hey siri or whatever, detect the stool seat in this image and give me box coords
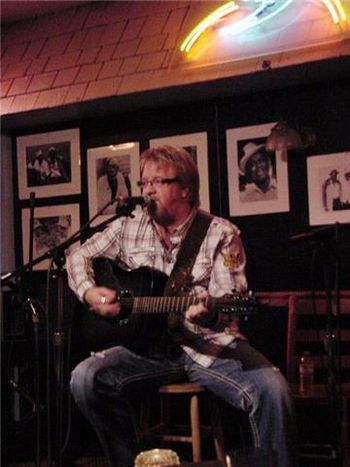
[145,382,227,465]
[158,383,205,394]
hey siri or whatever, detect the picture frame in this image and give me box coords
[87,142,141,225]
[307,152,350,226]
[149,132,210,212]
[16,128,81,200]
[226,122,290,216]
[21,203,80,270]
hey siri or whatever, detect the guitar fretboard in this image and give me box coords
[119,294,256,316]
[122,296,196,315]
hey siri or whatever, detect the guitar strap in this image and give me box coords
[163,210,213,297]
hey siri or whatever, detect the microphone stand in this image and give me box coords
[307,224,342,463]
[289,223,350,463]
[1,196,141,466]
[20,192,42,467]
[29,193,42,467]
[1,197,139,286]
[321,224,342,463]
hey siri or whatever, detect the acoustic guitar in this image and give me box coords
[75,258,258,354]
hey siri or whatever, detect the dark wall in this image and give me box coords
[11,77,350,292]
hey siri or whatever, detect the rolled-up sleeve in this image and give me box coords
[66,222,122,301]
[209,219,247,297]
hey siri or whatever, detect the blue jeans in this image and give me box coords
[185,341,297,467]
[70,341,297,467]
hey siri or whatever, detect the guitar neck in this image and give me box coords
[93,261,257,317]
[120,293,256,316]
[121,295,196,315]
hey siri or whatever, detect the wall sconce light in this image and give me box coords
[265,120,316,151]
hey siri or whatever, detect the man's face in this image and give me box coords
[246,152,270,183]
[141,161,189,225]
[107,161,119,177]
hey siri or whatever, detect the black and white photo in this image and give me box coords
[21,204,80,270]
[226,123,290,216]
[17,128,81,199]
[307,152,350,225]
[87,142,140,224]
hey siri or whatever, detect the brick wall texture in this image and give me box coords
[1,0,349,116]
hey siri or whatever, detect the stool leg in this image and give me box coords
[190,393,201,462]
[161,395,170,435]
[210,397,227,465]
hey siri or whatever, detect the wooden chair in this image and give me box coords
[287,291,350,463]
[255,290,350,463]
[142,382,227,465]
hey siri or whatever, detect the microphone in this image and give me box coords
[115,195,151,210]
[119,195,151,206]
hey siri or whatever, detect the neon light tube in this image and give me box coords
[180,1,239,53]
[333,0,347,21]
[219,1,269,36]
[219,0,294,37]
[322,0,340,22]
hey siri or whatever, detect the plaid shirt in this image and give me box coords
[66,208,247,367]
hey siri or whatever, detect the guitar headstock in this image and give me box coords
[214,291,258,316]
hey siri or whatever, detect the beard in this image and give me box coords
[147,200,175,226]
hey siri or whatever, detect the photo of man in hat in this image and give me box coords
[238,142,278,202]
[322,168,342,211]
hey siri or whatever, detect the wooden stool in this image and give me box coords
[145,382,227,465]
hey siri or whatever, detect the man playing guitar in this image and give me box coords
[67,145,296,467]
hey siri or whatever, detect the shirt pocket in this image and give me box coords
[126,247,156,269]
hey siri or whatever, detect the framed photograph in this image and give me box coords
[21,204,80,270]
[226,123,290,216]
[307,152,350,226]
[16,128,81,200]
[87,142,141,225]
[149,132,210,211]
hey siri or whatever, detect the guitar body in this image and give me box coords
[72,258,257,363]
[75,259,169,355]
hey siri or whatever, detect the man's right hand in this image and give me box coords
[84,286,121,317]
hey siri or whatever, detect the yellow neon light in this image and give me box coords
[321,0,348,23]
[333,0,347,21]
[180,0,348,55]
[322,0,341,22]
[180,1,239,53]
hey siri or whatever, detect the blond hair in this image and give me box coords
[140,145,200,208]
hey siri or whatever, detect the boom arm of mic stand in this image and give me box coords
[37,196,122,464]
[0,196,126,285]
[0,196,127,465]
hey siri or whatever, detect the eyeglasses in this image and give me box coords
[137,177,178,188]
